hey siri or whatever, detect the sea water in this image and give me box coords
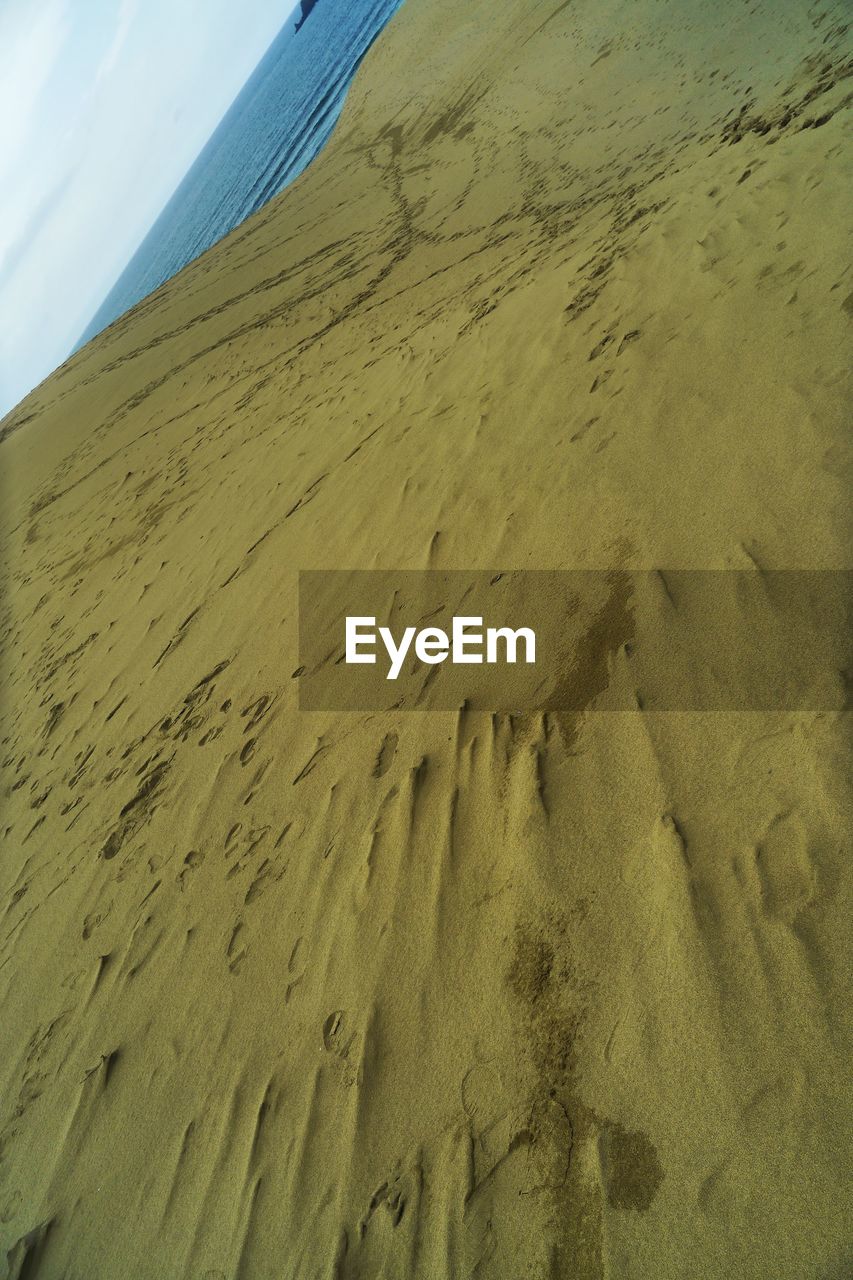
[78,0,405,347]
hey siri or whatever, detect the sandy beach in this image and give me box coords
[1,0,851,1275]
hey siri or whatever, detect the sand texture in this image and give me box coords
[1,0,851,1276]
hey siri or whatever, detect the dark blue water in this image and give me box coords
[78,0,404,347]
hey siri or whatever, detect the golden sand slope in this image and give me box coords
[1,1,851,1276]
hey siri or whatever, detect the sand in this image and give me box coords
[1,0,851,1276]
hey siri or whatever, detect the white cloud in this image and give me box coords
[93,0,139,87]
[0,0,72,183]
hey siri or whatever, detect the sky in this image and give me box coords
[0,0,296,419]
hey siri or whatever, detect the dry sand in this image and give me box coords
[1,0,851,1276]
